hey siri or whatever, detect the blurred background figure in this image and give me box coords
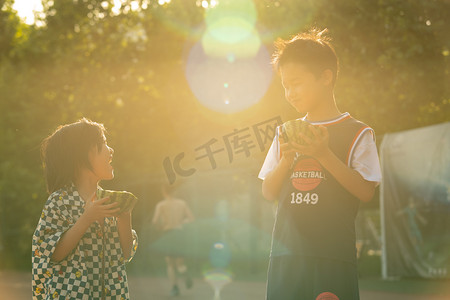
[152,185,195,296]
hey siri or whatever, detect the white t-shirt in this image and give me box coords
[258,113,382,185]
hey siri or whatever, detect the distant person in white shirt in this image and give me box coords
[152,184,195,297]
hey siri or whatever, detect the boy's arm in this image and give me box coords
[316,149,377,202]
[262,131,297,201]
[51,214,94,262]
[52,197,119,262]
[262,157,293,201]
[298,125,377,203]
[117,212,133,260]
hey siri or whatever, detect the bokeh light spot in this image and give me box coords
[185,42,273,114]
[202,27,262,59]
[202,0,259,59]
[205,0,257,29]
[214,242,225,249]
[209,241,231,268]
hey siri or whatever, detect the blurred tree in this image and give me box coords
[311,0,449,133]
[0,0,19,58]
[0,0,448,269]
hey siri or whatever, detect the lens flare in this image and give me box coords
[202,0,258,59]
[206,16,255,44]
[205,0,257,40]
[185,42,273,114]
[203,269,232,300]
[202,27,261,59]
[185,0,273,113]
[209,241,231,268]
[214,242,224,249]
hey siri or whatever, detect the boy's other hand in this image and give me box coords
[116,199,136,220]
[117,211,132,221]
[278,127,296,164]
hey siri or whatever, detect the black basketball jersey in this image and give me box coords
[270,115,372,264]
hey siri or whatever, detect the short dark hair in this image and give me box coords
[272,28,339,85]
[41,118,106,194]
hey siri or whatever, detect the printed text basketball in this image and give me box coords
[291,158,324,191]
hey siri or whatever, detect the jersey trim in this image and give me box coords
[346,126,372,166]
[306,112,351,126]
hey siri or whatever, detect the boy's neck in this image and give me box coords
[74,171,99,202]
[305,94,341,122]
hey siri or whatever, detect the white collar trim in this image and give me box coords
[302,112,350,125]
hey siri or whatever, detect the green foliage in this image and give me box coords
[0,0,448,270]
[311,0,449,133]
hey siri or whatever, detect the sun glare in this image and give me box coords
[12,0,43,25]
[185,0,272,114]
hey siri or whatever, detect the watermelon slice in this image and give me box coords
[281,119,314,145]
[96,189,138,214]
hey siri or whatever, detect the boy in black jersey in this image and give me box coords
[258,28,382,300]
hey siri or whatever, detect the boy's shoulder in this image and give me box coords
[329,115,374,139]
[348,115,370,127]
[45,186,73,206]
[300,113,359,125]
[322,113,371,130]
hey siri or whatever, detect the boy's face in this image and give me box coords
[88,136,115,181]
[280,62,329,114]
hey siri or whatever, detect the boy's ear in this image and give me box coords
[320,69,334,86]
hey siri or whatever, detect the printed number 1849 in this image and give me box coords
[290,192,318,204]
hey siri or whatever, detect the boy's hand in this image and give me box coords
[83,195,120,223]
[291,125,330,159]
[116,200,137,220]
[117,211,132,221]
[278,127,297,164]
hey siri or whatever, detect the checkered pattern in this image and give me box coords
[32,185,138,299]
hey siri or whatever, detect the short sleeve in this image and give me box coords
[31,195,73,298]
[258,128,281,180]
[350,130,382,185]
[125,230,138,264]
[104,218,139,266]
